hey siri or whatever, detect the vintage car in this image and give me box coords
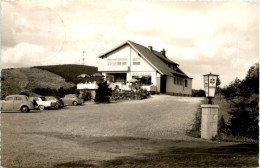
[45,96,65,108]
[61,94,82,106]
[1,95,35,112]
[28,96,57,110]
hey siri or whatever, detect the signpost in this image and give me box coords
[201,72,219,140]
[203,72,219,104]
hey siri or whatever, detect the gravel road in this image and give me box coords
[2,95,256,167]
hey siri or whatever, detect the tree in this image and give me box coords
[94,81,112,103]
[223,63,259,140]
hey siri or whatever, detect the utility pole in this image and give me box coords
[82,50,86,65]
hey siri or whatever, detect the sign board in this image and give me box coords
[203,75,209,97]
[203,74,218,97]
[208,75,218,97]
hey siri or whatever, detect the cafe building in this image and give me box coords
[98,40,192,96]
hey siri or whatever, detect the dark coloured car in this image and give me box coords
[45,96,65,108]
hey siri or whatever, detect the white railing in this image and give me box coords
[141,85,157,92]
[98,66,129,72]
[77,82,157,92]
[77,83,98,90]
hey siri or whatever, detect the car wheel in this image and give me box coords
[21,106,29,113]
[73,101,78,106]
[54,103,59,110]
[39,105,45,110]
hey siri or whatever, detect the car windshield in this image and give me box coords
[41,97,47,101]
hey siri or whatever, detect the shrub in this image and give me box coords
[94,81,112,103]
[227,93,259,140]
[186,104,202,138]
[110,88,150,101]
[222,63,259,140]
[20,92,29,97]
[32,86,77,97]
[80,90,92,102]
[192,89,205,97]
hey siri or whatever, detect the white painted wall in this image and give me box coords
[166,76,192,95]
[100,45,157,85]
[103,45,131,66]
[130,48,155,72]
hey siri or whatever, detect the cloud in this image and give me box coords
[1,43,47,68]
[2,1,258,89]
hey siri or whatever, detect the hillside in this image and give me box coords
[35,64,98,84]
[1,67,76,97]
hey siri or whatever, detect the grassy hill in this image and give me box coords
[1,64,98,97]
[35,64,98,84]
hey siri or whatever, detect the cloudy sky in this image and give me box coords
[2,0,258,89]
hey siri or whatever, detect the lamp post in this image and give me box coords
[203,72,219,104]
[201,72,219,140]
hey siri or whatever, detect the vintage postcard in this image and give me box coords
[1,0,259,167]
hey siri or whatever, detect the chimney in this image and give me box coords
[148,46,153,51]
[161,48,166,57]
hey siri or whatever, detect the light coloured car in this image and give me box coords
[29,96,57,110]
[61,94,82,106]
[1,95,35,112]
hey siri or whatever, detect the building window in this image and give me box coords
[133,58,140,65]
[185,79,188,87]
[117,58,122,66]
[122,58,127,65]
[174,77,185,86]
[108,58,127,66]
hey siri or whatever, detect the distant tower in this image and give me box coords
[82,50,86,65]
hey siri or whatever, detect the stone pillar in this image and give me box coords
[201,105,219,140]
[90,90,96,101]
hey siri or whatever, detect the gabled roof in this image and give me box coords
[151,50,178,66]
[98,40,190,78]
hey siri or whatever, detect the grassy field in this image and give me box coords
[35,64,98,84]
[1,64,98,97]
[1,67,75,96]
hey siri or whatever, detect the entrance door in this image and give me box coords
[160,76,166,93]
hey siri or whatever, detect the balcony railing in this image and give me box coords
[141,85,157,92]
[77,83,98,90]
[98,66,129,72]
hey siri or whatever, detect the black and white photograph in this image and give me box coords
[1,0,259,167]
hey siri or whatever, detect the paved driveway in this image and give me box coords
[4,95,256,167]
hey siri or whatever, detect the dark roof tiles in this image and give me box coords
[128,41,188,78]
[99,40,189,78]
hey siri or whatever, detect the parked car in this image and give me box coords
[1,95,35,112]
[28,96,57,110]
[45,96,64,108]
[61,94,82,106]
